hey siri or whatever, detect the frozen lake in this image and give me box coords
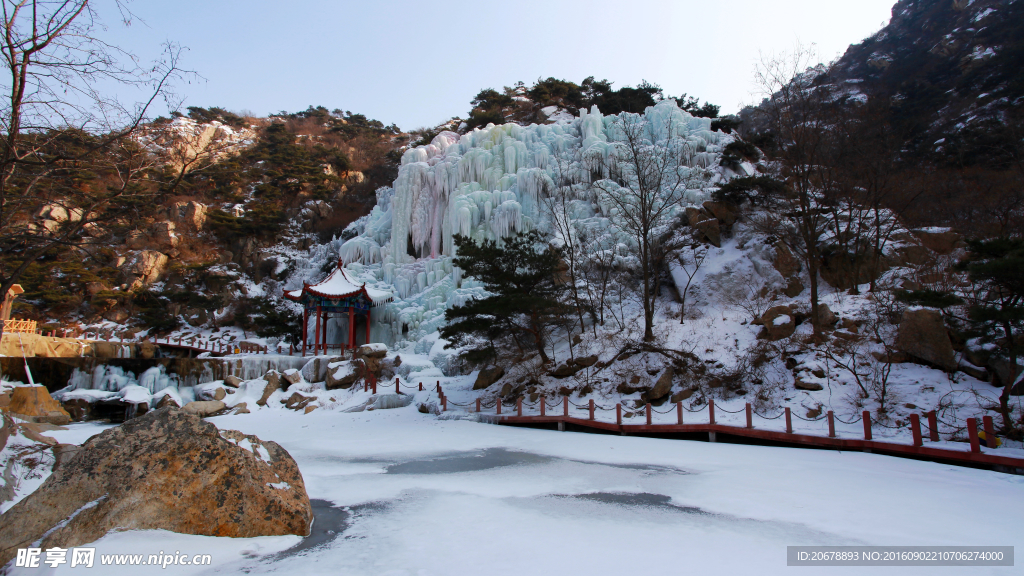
[31,407,1024,575]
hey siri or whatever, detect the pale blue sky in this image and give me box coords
[100,0,896,130]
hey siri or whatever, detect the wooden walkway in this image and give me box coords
[420,384,1024,474]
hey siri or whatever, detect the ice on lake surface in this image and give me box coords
[33,409,1024,576]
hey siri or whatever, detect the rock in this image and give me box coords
[7,387,71,425]
[283,393,313,411]
[806,406,823,419]
[138,341,158,359]
[210,388,227,401]
[773,243,801,278]
[353,344,388,376]
[572,355,599,367]
[149,221,178,248]
[957,362,988,382]
[685,206,705,227]
[180,400,226,417]
[229,402,250,415]
[122,250,168,291]
[61,399,93,422]
[761,306,796,341]
[325,360,364,390]
[473,366,505,390]
[889,244,933,267]
[988,358,1023,389]
[257,372,282,406]
[223,375,243,388]
[871,350,909,364]
[550,363,582,378]
[282,369,301,386]
[155,395,180,410]
[895,308,957,371]
[0,408,311,566]
[782,277,804,298]
[912,228,962,255]
[702,201,737,226]
[670,388,695,403]
[304,405,318,414]
[0,392,10,410]
[834,330,861,342]
[794,377,823,391]
[170,201,207,232]
[695,217,721,247]
[641,368,674,404]
[816,304,837,327]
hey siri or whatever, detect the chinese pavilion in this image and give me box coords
[285,262,392,356]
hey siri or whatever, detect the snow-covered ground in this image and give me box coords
[14,406,1023,576]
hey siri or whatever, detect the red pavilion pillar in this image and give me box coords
[314,305,321,356]
[302,307,308,357]
[322,309,328,355]
[348,307,355,349]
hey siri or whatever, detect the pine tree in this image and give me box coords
[441,231,565,364]
[959,238,1024,434]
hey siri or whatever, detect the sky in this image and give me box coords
[97,0,897,131]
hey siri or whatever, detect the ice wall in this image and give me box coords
[300,100,724,351]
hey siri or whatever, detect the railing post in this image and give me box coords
[827,411,835,438]
[616,403,622,425]
[910,414,922,447]
[983,416,996,449]
[436,381,441,396]
[497,399,501,415]
[745,403,752,429]
[785,407,792,434]
[372,379,377,395]
[419,383,423,391]
[863,411,872,440]
[677,401,683,425]
[967,418,980,453]
[646,403,652,426]
[709,399,715,425]
[476,398,481,413]
[589,399,595,421]
[442,395,447,412]
[563,396,568,417]
[540,396,546,417]
[396,378,400,394]
[928,411,939,442]
[517,398,522,417]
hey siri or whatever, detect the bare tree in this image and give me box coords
[0,0,187,337]
[749,45,842,338]
[596,112,710,341]
[675,240,707,324]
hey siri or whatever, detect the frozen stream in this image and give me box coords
[32,407,1024,576]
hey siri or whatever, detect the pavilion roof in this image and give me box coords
[285,265,393,306]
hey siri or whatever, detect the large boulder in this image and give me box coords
[257,371,282,406]
[761,306,796,341]
[815,303,837,328]
[695,217,721,248]
[149,220,178,249]
[0,408,311,566]
[896,308,957,371]
[325,359,365,390]
[912,228,962,255]
[353,343,388,376]
[773,243,801,279]
[641,368,674,404]
[180,400,226,417]
[122,250,168,291]
[473,366,505,390]
[7,386,71,425]
[702,201,737,226]
[169,201,208,232]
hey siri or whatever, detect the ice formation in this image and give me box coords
[309,99,726,357]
